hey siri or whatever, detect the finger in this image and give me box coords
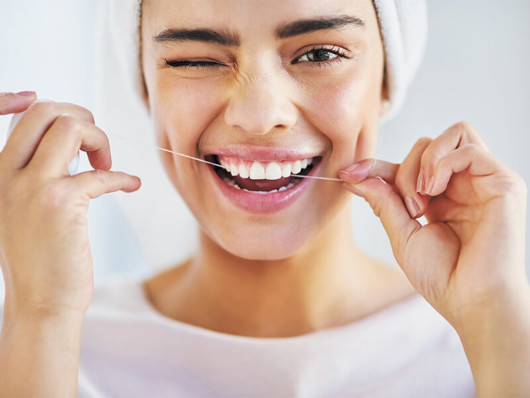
[423,194,458,225]
[0,91,36,115]
[29,115,111,176]
[343,177,421,266]
[418,121,488,195]
[71,170,141,199]
[429,144,506,197]
[394,137,432,218]
[339,158,399,185]
[1,101,95,170]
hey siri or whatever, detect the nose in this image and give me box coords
[224,71,298,136]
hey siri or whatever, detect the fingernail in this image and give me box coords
[343,162,362,174]
[406,196,421,218]
[340,161,371,183]
[16,91,36,97]
[425,176,435,195]
[416,171,425,193]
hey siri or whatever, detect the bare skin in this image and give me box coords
[0,93,141,396]
[145,205,414,337]
[140,0,530,394]
[141,0,413,338]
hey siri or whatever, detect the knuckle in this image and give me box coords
[54,114,82,132]
[452,120,473,131]
[53,115,87,142]
[450,121,478,139]
[30,101,57,117]
[28,101,94,125]
[416,136,433,148]
[459,143,482,156]
[61,102,95,123]
[450,121,483,144]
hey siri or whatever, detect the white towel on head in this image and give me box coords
[93,0,199,270]
[92,0,428,270]
[96,0,427,121]
[373,0,428,121]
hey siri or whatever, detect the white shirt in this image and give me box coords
[75,279,475,397]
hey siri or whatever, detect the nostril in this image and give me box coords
[224,86,297,135]
[224,111,295,136]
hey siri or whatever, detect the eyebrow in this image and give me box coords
[153,28,240,46]
[276,15,365,38]
[152,15,365,46]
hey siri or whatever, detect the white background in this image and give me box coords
[0,1,529,295]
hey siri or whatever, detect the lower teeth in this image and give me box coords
[222,177,294,193]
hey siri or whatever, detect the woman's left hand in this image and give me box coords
[340,121,530,395]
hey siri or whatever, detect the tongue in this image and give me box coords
[234,176,292,191]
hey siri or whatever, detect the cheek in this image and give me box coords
[151,76,227,153]
[147,76,229,210]
[303,67,382,168]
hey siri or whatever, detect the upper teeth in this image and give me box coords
[218,157,314,180]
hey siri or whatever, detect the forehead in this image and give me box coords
[141,0,378,36]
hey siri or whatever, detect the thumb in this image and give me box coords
[71,170,141,199]
[343,176,421,266]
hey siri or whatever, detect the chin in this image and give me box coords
[208,220,317,261]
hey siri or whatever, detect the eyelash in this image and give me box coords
[292,46,349,66]
[164,59,225,70]
[164,46,349,70]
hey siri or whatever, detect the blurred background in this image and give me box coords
[0,1,529,301]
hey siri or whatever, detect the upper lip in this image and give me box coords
[202,146,323,162]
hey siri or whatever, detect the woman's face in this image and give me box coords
[141,0,385,260]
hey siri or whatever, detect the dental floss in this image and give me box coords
[295,175,342,182]
[106,133,220,168]
[3,116,340,182]
[107,132,343,182]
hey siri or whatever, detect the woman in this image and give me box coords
[1,0,529,396]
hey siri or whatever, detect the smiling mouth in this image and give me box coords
[205,155,320,193]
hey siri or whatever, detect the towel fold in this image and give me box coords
[373,0,428,120]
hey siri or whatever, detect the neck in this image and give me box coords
[145,204,413,337]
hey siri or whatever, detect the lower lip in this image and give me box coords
[207,163,320,214]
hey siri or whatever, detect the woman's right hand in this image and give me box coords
[0,92,141,319]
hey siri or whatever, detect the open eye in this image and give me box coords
[292,47,349,65]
